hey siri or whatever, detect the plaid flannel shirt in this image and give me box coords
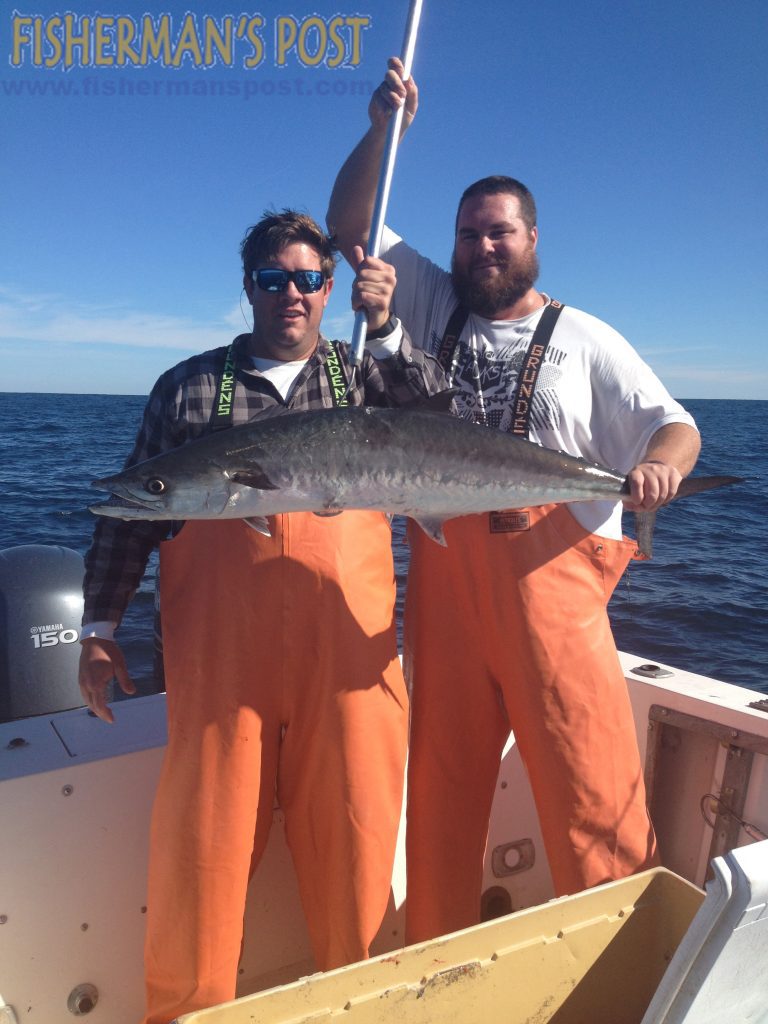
[83,330,447,625]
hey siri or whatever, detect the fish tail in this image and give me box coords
[633,475,742,558]
[675,474,744,498]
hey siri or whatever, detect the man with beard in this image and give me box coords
[327,59,701,944]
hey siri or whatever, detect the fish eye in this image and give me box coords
[145,478,166,495]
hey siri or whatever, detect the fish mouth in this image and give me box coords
[88,477,165,518]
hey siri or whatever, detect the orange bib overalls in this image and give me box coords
[404,503,657,944]
[142,512,408,1024]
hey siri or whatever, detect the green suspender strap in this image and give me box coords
[210,343,237,431]
[323,341,350,407]
[211,340,350,431]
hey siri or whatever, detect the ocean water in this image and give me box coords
[0,393,766,694]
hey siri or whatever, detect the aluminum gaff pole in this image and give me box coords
[349,0,424,366]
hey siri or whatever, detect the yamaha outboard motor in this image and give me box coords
[0,544,86,722]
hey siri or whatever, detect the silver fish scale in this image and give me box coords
[229,407,626,517]
[91,404,630,522]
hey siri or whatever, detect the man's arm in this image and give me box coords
[347,242,449,402]
[623,422,701,512]
[327,57,418,265]
[78,381,174,722]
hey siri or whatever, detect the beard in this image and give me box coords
[451,245,540,318]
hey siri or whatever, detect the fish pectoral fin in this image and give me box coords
[314,509,343,518]
[243,516,272,537]
[230,469,280,491]
[413,515,449,546]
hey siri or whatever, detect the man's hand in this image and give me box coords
[327,57,418,264]
[351,245,397,331]
[623,461,683,512]
[622,422,701,512]
[78,637,136,724]
[368,56,418,136]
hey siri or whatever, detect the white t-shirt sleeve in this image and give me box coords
[601,382,697,474]
[379,227,458,356]
[555,312,698,537]
[581,322,697,474]
[364,319,404,360]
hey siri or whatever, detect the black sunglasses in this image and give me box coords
[253,269,325,294]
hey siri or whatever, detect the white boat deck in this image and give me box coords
[1,654,766,1022]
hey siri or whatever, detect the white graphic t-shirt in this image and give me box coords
[380,228,697,539]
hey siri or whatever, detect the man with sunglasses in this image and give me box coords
[78,210,446,1024]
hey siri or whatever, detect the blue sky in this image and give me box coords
[1,0,766,399]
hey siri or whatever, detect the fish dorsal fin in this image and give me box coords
[243,404,294,422]
[402,389,458,413]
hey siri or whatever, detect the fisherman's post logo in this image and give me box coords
[9,11,372,70]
